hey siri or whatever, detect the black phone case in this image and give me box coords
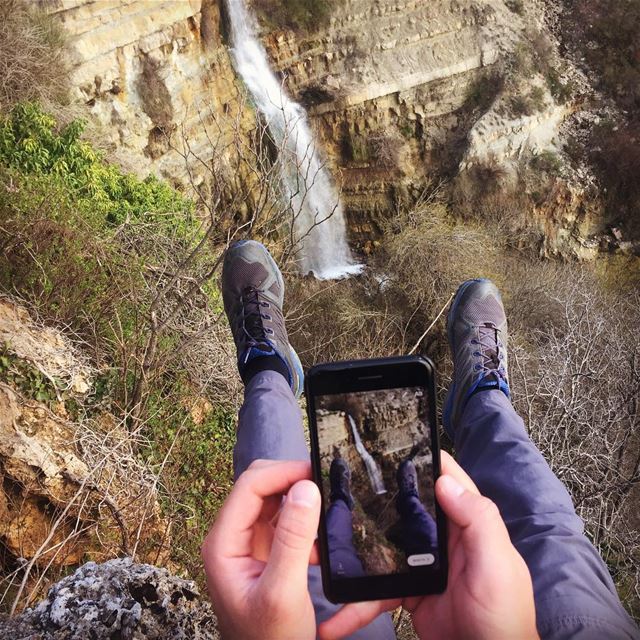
[305,355,448,603]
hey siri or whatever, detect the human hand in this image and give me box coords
[319,451,539,640]
[202,460,321,640]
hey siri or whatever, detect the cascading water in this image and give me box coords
[347,414,387,495]
[225,0,362,279]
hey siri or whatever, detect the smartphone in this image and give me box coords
[305,355,448,603]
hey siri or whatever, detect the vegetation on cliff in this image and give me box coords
[563,0,640,238]
[253,0,344,33]
[0,102,239,610]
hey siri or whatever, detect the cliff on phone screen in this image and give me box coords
[317,387,435,575]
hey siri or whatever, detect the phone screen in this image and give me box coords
[315,385,439,580]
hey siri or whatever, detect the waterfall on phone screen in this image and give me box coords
[225,0,363,279]
[347,414,387,495]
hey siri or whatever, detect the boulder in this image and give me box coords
[1,558,220,639]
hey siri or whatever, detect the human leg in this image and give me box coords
[327,499,366,579]
[395,460,438,558]
[395,494,438,558]
[224,240,396,639]
[233,370,307,478]
[457,390,638,639]
[446,279,639,639]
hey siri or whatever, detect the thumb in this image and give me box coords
[260,480,321,596]
[436,474,511,575]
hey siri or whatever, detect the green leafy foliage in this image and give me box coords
[0,346,58,406]
[0,102,192,228]
[530,150,563,176]
[143,377,236,578]
[465,72,505,111]
[0,103,199,345]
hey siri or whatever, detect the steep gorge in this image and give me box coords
[41,0,611,259]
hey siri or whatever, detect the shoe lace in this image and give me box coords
[472,322,507,380]
[240,286,273,355]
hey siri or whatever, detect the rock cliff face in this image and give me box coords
[263,1,521,199]
[42,0,238,187]
[0,297,167,609]
[43,0,600,256]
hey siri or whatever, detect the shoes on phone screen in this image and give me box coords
[329,458,355,510]
[222,240,304,398]
[443,279,510,439]
[396,459,419,500]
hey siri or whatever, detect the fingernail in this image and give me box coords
[439,475,465,498]
[289,481,319,507]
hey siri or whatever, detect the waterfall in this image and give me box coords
[347,414,387,495]
[225,0,362,279]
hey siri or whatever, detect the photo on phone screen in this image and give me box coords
[315,385,439,580]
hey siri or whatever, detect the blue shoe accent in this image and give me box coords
[239,342,304,398]
[288,344,305,398]
[240,344,276,367]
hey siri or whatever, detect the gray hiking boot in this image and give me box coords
[221,240,304,398]
[396,459,419,500]
[442,279,510,438]
[329,458,355,510]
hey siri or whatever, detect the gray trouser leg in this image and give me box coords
[234,371,397,640]
[456,390,639,639]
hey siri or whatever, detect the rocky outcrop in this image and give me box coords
[41,0,240,187]
[0,298,167,610]
[0,297,91,395]
[1,558,220,639]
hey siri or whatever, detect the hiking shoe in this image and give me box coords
[222,240,304,398]
[330,458,355,510]
[442,279,510,438]
[396,459,419,500]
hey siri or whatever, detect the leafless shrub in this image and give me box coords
[0,0,69,112]
[287,273,409,365]
[510,271,640,616]
[0,398,165,614]
[369,132,404,168]
[451,161,549,252]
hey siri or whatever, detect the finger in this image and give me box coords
[259,479,321,597]
[206,460,312,558]
[318,599,401,640]
[436,474,511,575]
[440,451,480,495]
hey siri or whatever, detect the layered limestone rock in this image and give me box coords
[260,0,528,243]
[1,558,220,639]
[42,0,239,187]
[42,0,601,256]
